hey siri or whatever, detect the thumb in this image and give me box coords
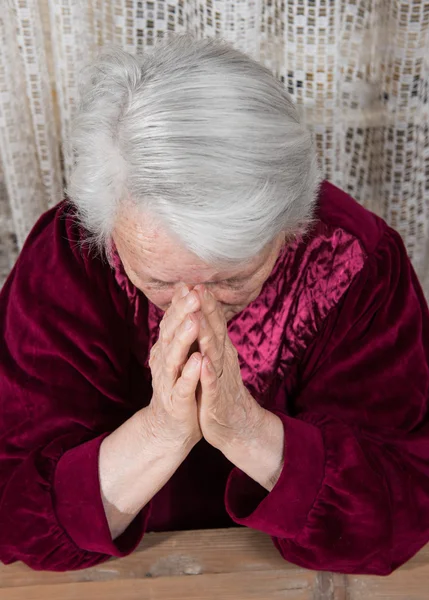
[200,355,219,400]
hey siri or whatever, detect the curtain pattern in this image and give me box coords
[1,0,428,294]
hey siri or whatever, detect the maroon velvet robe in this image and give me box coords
[1,181,429,574]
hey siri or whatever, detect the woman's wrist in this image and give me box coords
[137,405,200,458]
[221,408,285,492]
[99,408,194,539]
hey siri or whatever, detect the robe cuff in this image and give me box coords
[53,433,150,555]
[224,410,325,538]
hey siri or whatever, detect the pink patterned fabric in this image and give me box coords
[111,214,366,410]
[1,181,429,575]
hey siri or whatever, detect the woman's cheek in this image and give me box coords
[212,287,254,307]
[121,270,171,309]
[140,288,174,310]
[140,285,259,313]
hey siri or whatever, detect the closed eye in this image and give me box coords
[218,278,247,288]
[149,278,247,289]
[150,281,173,288]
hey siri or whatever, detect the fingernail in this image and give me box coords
[200,315,207,329]
[180,285,189,298]
[185,316,194,329]
[205,358,214,372]
[192,355,200,366]
[186,292,197,307]
[204,288,211,300]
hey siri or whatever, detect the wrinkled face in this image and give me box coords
[112,205,285,322]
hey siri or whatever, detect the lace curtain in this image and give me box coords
[1,0,428,295]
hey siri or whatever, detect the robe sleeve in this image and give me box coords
[224,226,429,575]
[0,205,151,571]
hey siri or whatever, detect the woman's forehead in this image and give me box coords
[119,238,260,284]
[113,207,264,282]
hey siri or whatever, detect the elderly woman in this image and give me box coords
[1,35,429,575]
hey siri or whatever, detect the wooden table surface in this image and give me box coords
[1,527,428,600]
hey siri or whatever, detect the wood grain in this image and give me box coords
[0,528,292,588]
[0,528,428,600]
[0,570,316,600]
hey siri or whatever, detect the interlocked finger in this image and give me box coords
[194,287,226,379]
[173,353,201,402]
[197,287,227,342]
[160,285,201,345]
[163,312,200,388]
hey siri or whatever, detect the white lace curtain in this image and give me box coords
[1,0,428,294]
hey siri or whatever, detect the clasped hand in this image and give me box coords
[147,284,267,455]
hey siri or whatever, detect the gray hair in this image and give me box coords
[67,34,321,265]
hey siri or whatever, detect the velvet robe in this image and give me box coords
[1,181,429,574]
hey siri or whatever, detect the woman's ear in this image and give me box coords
[277,230,287,251]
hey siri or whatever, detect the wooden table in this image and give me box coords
[1,528,428,599]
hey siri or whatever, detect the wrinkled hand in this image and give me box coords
[192,285,267,453]
[147,285,203,452]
